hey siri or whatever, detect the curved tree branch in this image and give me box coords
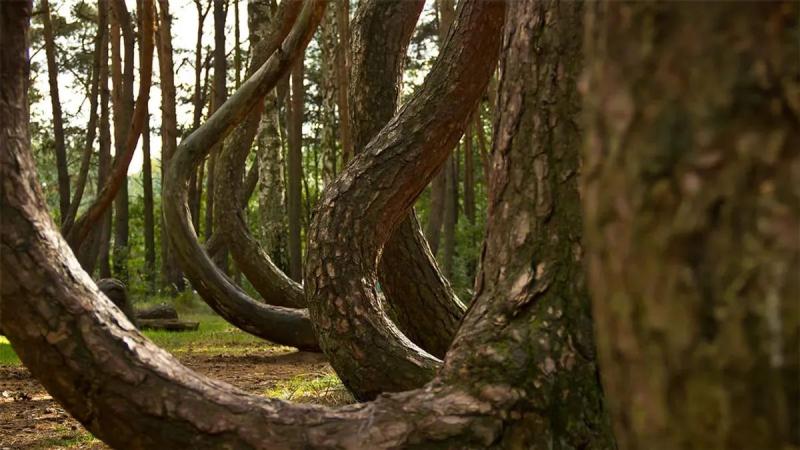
[64,0,154,250]
[213,0,306,309]
[349,0,465,359]
[161,0,325,350]
[304,0,505,400]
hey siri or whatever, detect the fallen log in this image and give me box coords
[135,304,178,320]
[137,319,199,332]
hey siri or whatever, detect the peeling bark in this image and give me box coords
[582,3,800,449]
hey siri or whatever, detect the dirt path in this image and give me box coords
[0,348,346,449]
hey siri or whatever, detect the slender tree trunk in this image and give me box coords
[40,0,71,223]
[207,0,228,271]
[97,21,113,278]
[63,0,106,233]
[333,0,352,162]
[463,124,475,223]
[233,0,241,88]
[142,113,156,292]
[63,0,154,251]
[319,7,337,185]
[583,3,799,449]
[423,0,455,254]
[473,110,491,190]
[155,0,184,293]
[257,93,288,269]
[287,56,305,282]
[441,150,456,278]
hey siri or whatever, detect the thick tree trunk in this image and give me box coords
[349,0,463,358]
[155,0,185,293]
[214,0,306,308]
[582,3,799,449]
[287,56,305,282]
[305,0,503,400]
[161,0,326,350]
[1,3,618,447]
[40,0,71,223]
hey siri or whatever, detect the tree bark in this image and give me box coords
[1,3,618,447]
[319,6,337,185]
[349,0,463,358]
[214,0,306,308]
[155,0,185,293]
[40,0,71,223]
[287,55,305,282]
[142,113,156,292]
[161,0,326,350]
[64,0,154,251]
[442,151,457,278]
[582,3,800,449]
[333,0,352,162]
[305,0,504,400]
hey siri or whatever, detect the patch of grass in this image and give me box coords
[33,424,98,449]
[265,372,354,406]
[0,335,20,366]
[0,312,280,366]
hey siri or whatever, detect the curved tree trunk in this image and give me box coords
[349,0,464,359]
[161,0,326,350]
[582,3,799,449]
[305,0,504,400]
[1,2,618,447]
[64,0,154,251]
[213,0,306,308]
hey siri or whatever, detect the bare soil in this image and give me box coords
[0,349,341,449]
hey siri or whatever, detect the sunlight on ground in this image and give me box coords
[265,372,353,406]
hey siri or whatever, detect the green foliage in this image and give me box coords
[0,336,17,366]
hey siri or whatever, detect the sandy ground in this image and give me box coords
[0,349,343,449]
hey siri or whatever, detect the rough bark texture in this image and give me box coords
[349,0,464,358]
[64,0,154,250]
[1,2,616,447]
[161,0,326,350]
[156,0,185,293]
[214,0,306,308]
[256,90,288,268]
[40,0,71,222]
[333,0,352,162]
[305,0,504,400]
[287,56,305,281]
[582,3,800,449]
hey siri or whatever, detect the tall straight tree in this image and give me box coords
[155,0,184,292]
[333,0,352,162]
[142,112,156,292]
[582,3,799,449]
[287,55,305,281]
[463,124,475,223]
[40,0,71,222]
[423,0,454,253]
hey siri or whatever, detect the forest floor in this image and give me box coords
[0,311,353,449]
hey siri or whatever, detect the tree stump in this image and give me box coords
[96,278,137,326]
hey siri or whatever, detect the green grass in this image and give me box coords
[0,335,17,366]
[265,372,354,406]
[0,311,282,366]
[32,425,99,449]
